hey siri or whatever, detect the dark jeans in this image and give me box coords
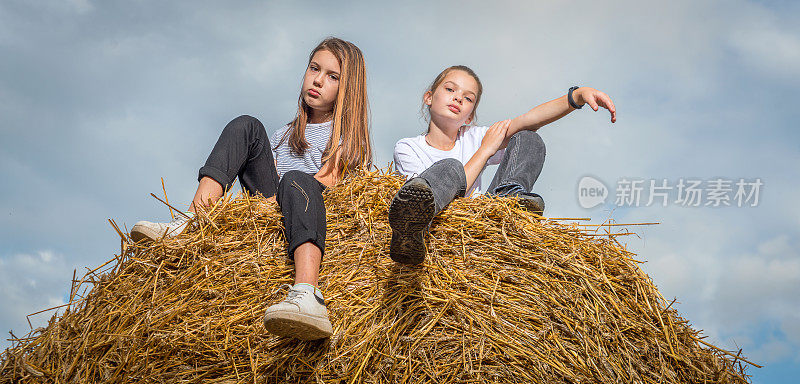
[417,130,546,214]
[198,115,327,259]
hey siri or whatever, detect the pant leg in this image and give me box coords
[277,170,327,259]
[198,115,280,198]
[418,158,467,215]
[487,130,546,196]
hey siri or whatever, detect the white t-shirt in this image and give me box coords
[393,125,505,196]
[271,121,332,178]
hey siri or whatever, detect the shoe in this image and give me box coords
[516,192,545,215]
[130,214,192,242]
[263,284,333,340]
[388,177,436,265]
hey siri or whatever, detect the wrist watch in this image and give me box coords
[568,86,583,109]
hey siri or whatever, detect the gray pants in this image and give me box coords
[417,130,546,214]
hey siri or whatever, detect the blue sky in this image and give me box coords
[1,0,798,382]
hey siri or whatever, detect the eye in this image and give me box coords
[309,65,319,72]
[465,96,473,103]
[445,87,454,92]
[329,74,339,81]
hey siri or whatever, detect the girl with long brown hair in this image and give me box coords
[130,37,372,340]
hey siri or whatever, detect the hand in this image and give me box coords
[576,88,617,123]
[480,119,512,155]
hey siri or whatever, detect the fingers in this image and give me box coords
[597,93,617,123]
[489,119,511,132]
[586,91,617,123]
[586,96,599,112]
[490,119,510,130]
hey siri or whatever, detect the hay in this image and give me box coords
[1,168,755,383]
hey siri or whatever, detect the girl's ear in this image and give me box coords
[423,91,433,106]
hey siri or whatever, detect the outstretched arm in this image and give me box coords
[506,87,616,138]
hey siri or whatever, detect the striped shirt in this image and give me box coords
[270,121,333,178]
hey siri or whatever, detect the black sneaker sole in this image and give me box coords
[388,180,435,265]
[518,197,545,215]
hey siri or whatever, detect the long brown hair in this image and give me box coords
[422,65,483,127]
[276,37,372,177]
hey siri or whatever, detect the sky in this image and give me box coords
[1,0,798,382]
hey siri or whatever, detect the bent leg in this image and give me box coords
[196,115,279,210]
[263,171,332,340]
[388,158,466,264]
[419,158,467,215]
[487,130,546,196]
[277,170,327,279]
[133,115,278,240]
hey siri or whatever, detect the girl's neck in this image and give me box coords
[308,109,333,124]
[425,119,461,151]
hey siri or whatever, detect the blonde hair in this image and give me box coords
[422,65,483,126]
[278,37,372,177]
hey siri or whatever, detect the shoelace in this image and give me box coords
[275,284,307,305]
[168,215,190,227]
[285,288,306,305]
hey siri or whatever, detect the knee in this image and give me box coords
[511,130,546,155]
[424,158,466,182]
[432,158,464,173]
[226,114,266,137]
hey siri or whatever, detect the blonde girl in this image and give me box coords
[390,65,615,264]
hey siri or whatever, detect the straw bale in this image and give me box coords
[1,168,754,383]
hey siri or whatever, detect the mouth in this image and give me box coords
[307,89,321,98]
[447,104,461,113]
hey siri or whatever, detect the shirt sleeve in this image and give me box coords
[393,141,426,180]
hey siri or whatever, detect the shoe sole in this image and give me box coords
[263,311,333,340]
[518,198,544,215]
[130,224,160,243]
[388,182,435,265]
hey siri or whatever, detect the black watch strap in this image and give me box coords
[568,86,583,109]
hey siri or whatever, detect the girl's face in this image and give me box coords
[425,69,480,127]
[302,49,341,118]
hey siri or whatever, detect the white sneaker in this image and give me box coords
[263,283,333,340]
[130,214,192,242]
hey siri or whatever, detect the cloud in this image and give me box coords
[0,251,70,338]
[629,206,800,365]
[726,3,800,81]
[1,4,799,384]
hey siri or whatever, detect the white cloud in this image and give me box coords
[0,251,69,338]
[726,5,800,81]
[630,206,800,364]
[1,5,799,384]
[747,339,794,364]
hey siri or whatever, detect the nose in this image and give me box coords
[453,94,462,104]
[313,72,324,87]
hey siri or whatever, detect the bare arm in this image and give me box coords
[314,147,342,188]
[506,87,617,138]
